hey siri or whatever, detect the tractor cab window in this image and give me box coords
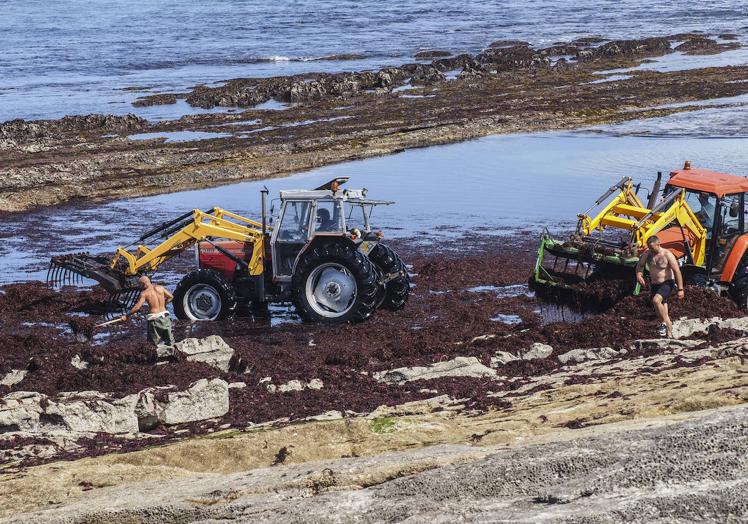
[277,201,312,241]
[274,200,312,276]
[346,203,370,233]
[313,200,343,233]
[719,193,742,237]
[684,190,717,237]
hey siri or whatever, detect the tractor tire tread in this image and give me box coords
[368,243,410,311]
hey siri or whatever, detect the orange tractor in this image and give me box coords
[532,162,748,308]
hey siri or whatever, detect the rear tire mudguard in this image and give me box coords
[720,234,748,283]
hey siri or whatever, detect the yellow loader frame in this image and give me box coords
[112,208,267,277]
[576,178,707,266]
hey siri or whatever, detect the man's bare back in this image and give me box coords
[122,275,175,346]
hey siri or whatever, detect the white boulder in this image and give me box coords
[174,336,235,372]
[521,343,553,360]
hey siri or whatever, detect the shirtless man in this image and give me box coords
[121,275,175,346]
[635,235,685,338]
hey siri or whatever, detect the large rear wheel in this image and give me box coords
[173,269,238,321]
[292,242,379,323]
[368,243,410,311]
[731,277,748,310]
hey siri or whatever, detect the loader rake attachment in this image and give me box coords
[47,253,142,319]
[530,232,639,312]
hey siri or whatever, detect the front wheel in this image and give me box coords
[173,269,238,321]
[292,242,379,323]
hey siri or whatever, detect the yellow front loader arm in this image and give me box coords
[577,179,706,265]
[112,208,266,277]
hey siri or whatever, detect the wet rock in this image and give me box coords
[313,53,366,61]
[490,351,519,367]
[415,50,453,60]
[409,65,445,85]
[521,343,553,360]
[577,37,671,61]
[488,39,531,48]
[375,357,496,384]
[0,114,148,143]
[228,382,247,389]
[287,80,327,103]
[132,93,179,107]
[266,378,323,394]
[558,347,620,365]
[174,336,235,372]
[470,45,551,75]
[186,80,272,109]
[573,36,606,45]
[675,36,740,55]
[0,369,27,387]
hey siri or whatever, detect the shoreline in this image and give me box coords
[1,34,747,212]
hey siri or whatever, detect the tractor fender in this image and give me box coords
[720,233,748,283]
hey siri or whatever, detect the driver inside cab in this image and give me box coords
[695,193,716,236]
[316,208,338,232]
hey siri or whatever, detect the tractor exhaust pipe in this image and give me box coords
[261,186,269,237]
[647,171,663,210]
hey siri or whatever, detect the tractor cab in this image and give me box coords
[664,167,748,281]
[271,177,393,281]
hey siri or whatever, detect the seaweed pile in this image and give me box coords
[0,234,743,465]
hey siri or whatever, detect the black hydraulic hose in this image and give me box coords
[138,208,216,243]
[594,176,629,206]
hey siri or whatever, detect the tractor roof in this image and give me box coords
[279,188,393,205]
[668,167,748,197]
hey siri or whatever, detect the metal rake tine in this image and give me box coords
[52,264,63,286]
[46,261,55,284]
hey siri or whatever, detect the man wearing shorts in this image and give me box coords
[635,235,685,338]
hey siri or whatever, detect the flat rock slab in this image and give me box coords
[558,347,621,365]
[672,316,748,339]
[11,403,748,523]
[173,336,235,372]
[374,356,496,384]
